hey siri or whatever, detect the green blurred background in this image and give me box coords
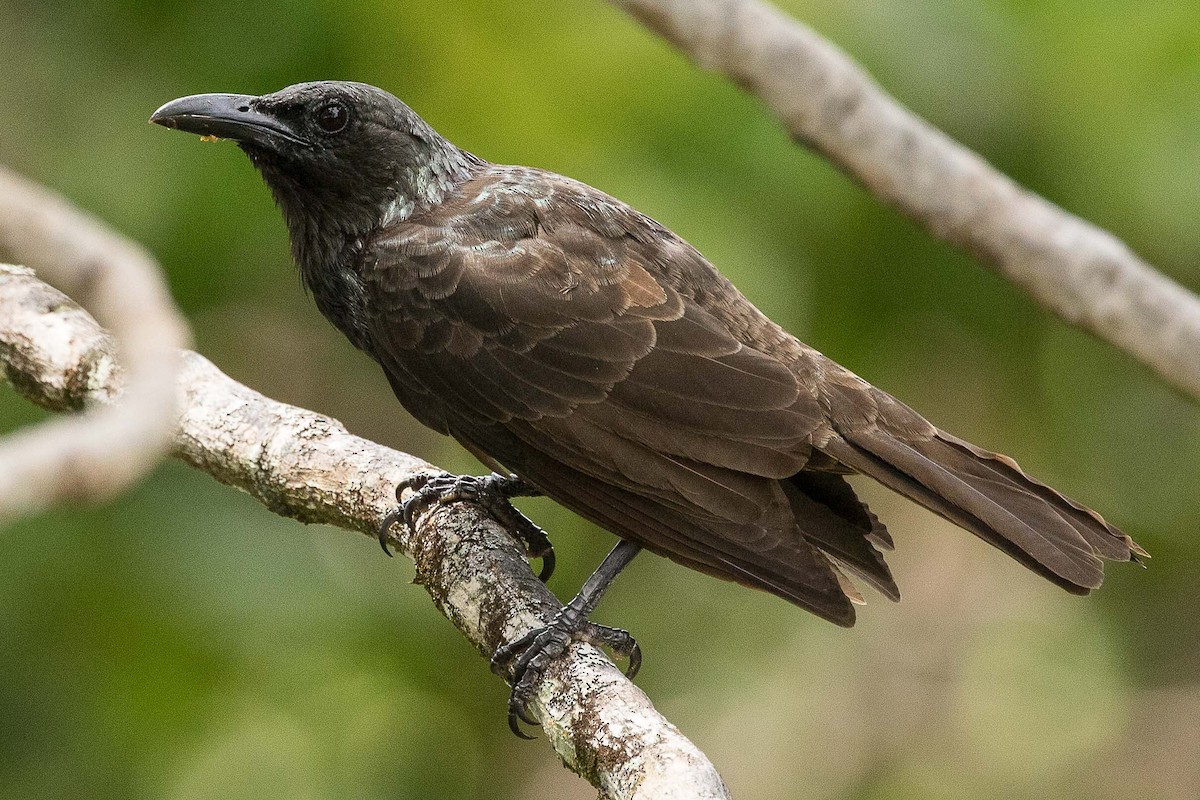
[1,1,1197,797]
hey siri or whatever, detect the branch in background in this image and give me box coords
[0,167,191,524]
[0,263,730,800]
[610,0,1200,401]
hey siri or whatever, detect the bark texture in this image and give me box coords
[0,262,729,800]
[0,167,190,522]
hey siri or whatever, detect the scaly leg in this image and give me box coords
[491,539,643,737]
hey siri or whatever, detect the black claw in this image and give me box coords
[377,508,403,556]
[505,664,543,738]
[626,642,642,679]
[377,473,442,557]
[508,711,536,739]
[516,698,540,727]
[537,548,556,583]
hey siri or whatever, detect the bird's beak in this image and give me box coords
[150,93,308,147]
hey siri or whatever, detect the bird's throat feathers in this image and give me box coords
[250,139,479,276]
[243,115,481,352]
[247,132,479,305]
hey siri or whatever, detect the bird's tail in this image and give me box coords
[822,428,1146,592]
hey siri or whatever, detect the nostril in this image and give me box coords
[237,104,250,112]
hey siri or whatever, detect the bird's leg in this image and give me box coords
[378,471,555,582]
[491,539,643,738]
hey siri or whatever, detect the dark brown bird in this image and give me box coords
[151,81,1144,730]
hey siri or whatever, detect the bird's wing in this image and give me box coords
[362,167,878,623]
[364,167,826,477]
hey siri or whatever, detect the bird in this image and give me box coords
[151,81,1145,733]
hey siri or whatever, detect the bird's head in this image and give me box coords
[151,81,479,267]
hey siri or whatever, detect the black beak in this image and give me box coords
[150,93,308,147]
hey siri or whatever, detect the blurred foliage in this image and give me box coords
[1,1,1198,798]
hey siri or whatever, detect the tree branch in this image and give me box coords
[609,0,1200,401]
[0,167,191,523]
[0,262,730,800]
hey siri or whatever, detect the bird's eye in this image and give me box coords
[314,101,349,134]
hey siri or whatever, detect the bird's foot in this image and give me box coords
[378,472,555,582]
[491,606,641,738]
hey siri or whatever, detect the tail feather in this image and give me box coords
[784,473,900,601]
[821,429,1140,593]
[934,432,1147,562]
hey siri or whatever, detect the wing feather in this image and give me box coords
[360,167,882,616]
[358,164,1135,619]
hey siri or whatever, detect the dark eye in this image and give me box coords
[314,101,349,134]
